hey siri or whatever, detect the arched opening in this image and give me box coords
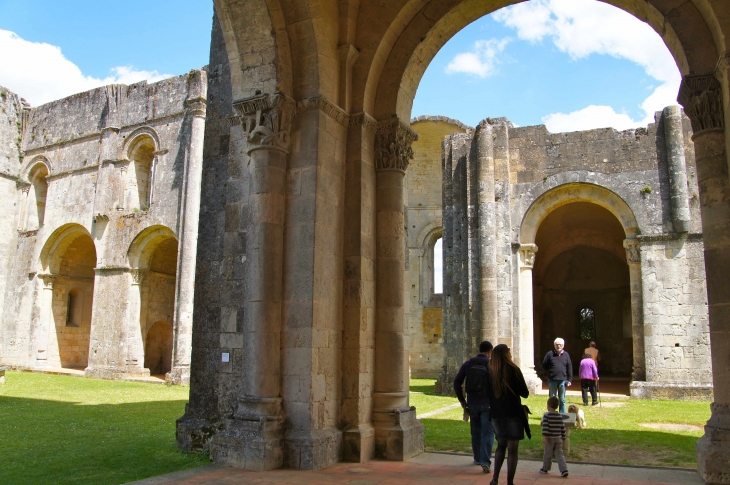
[50,231,96,369]
[128,227,178,377]
[26,163,48,229]
[144,320,174,375]
[532,202,632,379]
[126,135,156,211]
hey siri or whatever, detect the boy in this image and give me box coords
[540,396,569,477]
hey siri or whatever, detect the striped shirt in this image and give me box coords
[541,411,566,439]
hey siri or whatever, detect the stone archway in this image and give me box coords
[182,0,730,479]
[37,224,97,369]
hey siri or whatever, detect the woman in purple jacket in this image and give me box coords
[579,353,599,406]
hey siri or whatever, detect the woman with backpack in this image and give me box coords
[489,344,530,485]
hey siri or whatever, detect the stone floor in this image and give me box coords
[126,452,703,485]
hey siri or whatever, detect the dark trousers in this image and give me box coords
[581,379,597,405]
[468,404,495,467]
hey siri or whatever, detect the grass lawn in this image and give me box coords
[412,378,710,469]
[0,371,209,485]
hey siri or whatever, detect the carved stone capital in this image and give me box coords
[298,95,349,126]
[623,238,641,264]
[519,244,538,269]
[678,74,724,135]
[129,269,148,285]
[186,97,207,119]
[374,116,418,173]
[233,92,296,155]
[38,274,57,289]
[19,183,31,194]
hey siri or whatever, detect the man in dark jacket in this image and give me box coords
[454,340,494,472]
[542,337,572,413]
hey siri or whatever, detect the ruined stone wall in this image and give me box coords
[435,109,711,399]
[0,71,207,384]
[406,116,468,377]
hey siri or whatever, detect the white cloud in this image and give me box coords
[542,105,639,132]
[446,38,510,78]
[0,30,172,106]
[493,0,681,131]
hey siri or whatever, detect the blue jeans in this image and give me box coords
[548,379,567,413]
[468,404,495,467]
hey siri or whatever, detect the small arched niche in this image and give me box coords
[26,163,49,230]
[125,135,156,211]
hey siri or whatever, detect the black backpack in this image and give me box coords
[465,360,489,396]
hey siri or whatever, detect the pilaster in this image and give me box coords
[517,244,541,394]
[623,239,646,383]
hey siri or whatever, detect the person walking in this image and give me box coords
[488,344,530,485]
[539,396,569,477]
[584,341,600,366]
[579,353,599,406]
[454,340,495,473]
[542,338,572,413]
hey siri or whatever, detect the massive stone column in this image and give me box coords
[475,121,498,345]
[678,72,730,484]
[663,106,692,233]
[623,239,645,382]
[169,73,207,386]
[517,244,541,393]
[372,116,423,460]
[34,274,56,367]
[209,93,294,471]
[125,269,148,375]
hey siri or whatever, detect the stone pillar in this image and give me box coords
[663,106,692,233]
[34,274,56,367]
[517,244,541,393]
[678,72,730,484]
[623,238,645,381]
[125,269,148,375]
[168,76,207,386]
[208,93,294,471]
[19,185,30,230]
[372,116,424,460]
[475,121,498,345]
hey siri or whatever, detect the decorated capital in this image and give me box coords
[374,115,418,173]
[233,92,295,155]
[677,74,724,135]
[519,244,538,269]
[623,238,641,264]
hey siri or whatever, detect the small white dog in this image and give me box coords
[568,404,587,428]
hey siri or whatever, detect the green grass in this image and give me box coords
[410,378,710,469]
[0,371,209,485]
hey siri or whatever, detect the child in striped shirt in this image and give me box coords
[540,396,569,477]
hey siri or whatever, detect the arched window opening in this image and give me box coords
[433,237,443,294]
[126,136,156,211]
[579,307,596,340]
[26,163,48,229]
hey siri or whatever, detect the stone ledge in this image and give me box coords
[630,381,713,401]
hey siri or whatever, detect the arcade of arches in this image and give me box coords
[176,0,730,480]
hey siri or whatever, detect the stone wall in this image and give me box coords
[0,70,207,385]
[431,108,711,400]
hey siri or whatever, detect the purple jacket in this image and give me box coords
[579,357,598,380]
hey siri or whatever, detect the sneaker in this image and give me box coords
[539,469,548,474]
[482,465,491,474]
[561,471,569,477]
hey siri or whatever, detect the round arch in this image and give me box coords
[128,225,178,270]
[123,127,160,159]
[39,224,95,274]
[417,220,442,249]
[520,183,639,245]
[21,155,52,181]
[366,0,720,119]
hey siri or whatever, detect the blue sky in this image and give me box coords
[0,0,680,132]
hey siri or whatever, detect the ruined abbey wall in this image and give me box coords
[406,109,711,400]
[0,71,206,384]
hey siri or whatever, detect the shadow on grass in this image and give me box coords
[410,383,439,394]
[0,396,209,485]
[421,418,700,469]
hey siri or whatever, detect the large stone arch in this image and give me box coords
[520,183,640,244]
[39,223,95,275]
[184,1,730,479]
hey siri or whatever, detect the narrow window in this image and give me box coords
[578,307,596,340]
[66,289,82,327]
[433,237,443,294]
